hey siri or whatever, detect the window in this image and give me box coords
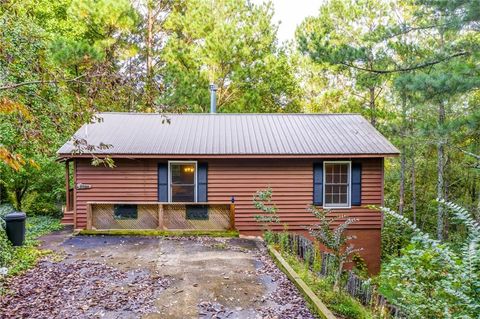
[324,162,351,208]
[114,204,138,219]
[169,161,196,202]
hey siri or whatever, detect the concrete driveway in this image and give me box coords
[0,233,315,319]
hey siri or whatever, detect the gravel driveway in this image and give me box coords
[0,232,315,319]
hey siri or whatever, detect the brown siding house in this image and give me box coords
[58,113,399,273]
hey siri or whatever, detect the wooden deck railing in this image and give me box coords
[86,202,235,231]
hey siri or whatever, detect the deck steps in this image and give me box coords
[61,210,74,225]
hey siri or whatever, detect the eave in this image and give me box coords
[57,152,400,160]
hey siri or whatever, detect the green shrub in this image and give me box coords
[278,228,290,253]
[284,252,374,319]
[0,204,15,269]
[352,253,369,278]
[263,229,276,245]
[25,199,62,218]
[379,201,480,318]
[0,230,14,269]
[0,203,14,221]
[25,216,62,242]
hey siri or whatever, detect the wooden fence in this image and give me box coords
[280,233,404,318]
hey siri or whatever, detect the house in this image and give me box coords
[57,112,399,273]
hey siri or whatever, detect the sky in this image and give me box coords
[251,0,325,43]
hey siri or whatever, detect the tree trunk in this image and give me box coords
[369,86,376,127]
[437,101,446,240]
[399,95,407,215]
[411,148,417,225]
[14,185,28,211]
[146,1,154,109]
[334,259,344,292]
[477,177,480,221]
[399,148,406,215]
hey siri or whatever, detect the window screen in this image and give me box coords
[324,162,350,208]
[114,204,138,219]
[170,162,196,202]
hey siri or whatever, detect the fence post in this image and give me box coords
[229,204,235,230]
[86,203,92,230]
[157,204,164,229]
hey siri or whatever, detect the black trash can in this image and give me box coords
[3,212,27,246]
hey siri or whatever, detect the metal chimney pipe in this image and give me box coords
[210,84,217,113]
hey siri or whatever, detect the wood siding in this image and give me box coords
[74,158,383,230]
[74,159,158,228]
[208,158,383,232]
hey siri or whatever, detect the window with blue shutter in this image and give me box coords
[316,161,361,208]
[324,162,350,208]
[170,162,196,202]
[158,163,168,202]
[197,163,208,202]
[313,162,323,206]
[351,162,362,206]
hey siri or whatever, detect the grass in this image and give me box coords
[1,216,63,277]
[268,246,335,319]
[78,229,240,238]
[275,248,376,319]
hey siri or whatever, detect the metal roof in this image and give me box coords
[58,113,399,157]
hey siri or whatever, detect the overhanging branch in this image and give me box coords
[0,73,101,91]
[340,51,469,74]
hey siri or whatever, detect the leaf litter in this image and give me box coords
[0,259,171,318]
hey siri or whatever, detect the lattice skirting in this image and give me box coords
[89,203,232,231]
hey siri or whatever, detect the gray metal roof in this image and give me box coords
[58,113,399,157]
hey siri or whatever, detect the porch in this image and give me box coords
[85,202,235,231]
[61,159,75,225]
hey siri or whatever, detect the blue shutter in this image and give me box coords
[351,162,362,206]
[313,162,323,206]
[158,163,168,202]
[197,163,208,202]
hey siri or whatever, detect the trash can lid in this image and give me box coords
[3,211,27,221]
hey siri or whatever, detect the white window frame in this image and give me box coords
[323,161,352,209]
[168,161,197,203]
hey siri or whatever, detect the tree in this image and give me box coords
[0,0,116,212]
[296,0,480,244]
[296,0,400,127]
[308,206,361,292]
[253,188,280,225]
[159,0,302,113]
[380,201,480,318]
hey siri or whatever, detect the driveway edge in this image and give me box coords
[267,245,337,319]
